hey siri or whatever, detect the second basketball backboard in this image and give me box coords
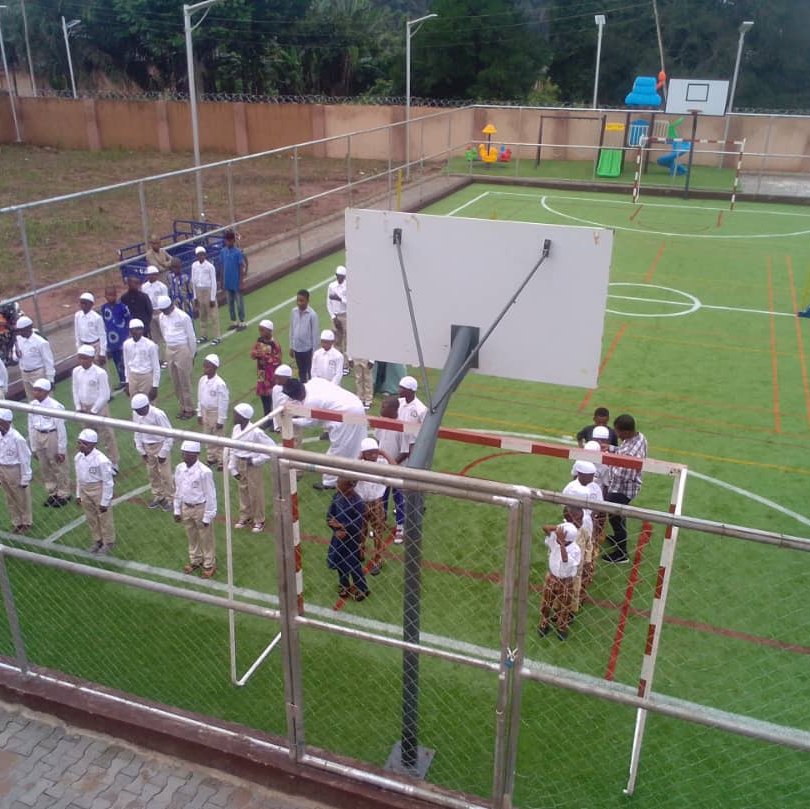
[345,208,614,389]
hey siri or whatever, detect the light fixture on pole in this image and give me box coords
[592,14,606,109]
[727,20,754,114]
[405,12,437,180]
[0,5,20,141]
[184,0,221,220]
[20,0,35,96]
[61,16,81,100]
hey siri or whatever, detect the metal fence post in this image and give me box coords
[293,146,302,260]
[16,209,44,333]
[226,161,235,226]
[346,134,353,209]
[138,181,150,248]
[0,548,29,672]
[388,127,394,211]
[271,455,306,761]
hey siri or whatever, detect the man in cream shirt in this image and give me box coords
[157,295,196,420]
[28,378,70,507]
[131,393,174,511]
[174,440,217,578]
[73,292,107,364]
[196,354,229,470]
[0,408,33,534]
[191,246,221,345]
[15,317,55,401]
[122,319,160,401]
[74,428,116,554]
[72,344,119,469]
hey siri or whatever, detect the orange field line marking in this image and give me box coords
[629,205,643,222]
[643,240,666,283]
[578,323,628,413]
[716,210,724,229]
[786,256,810,426]
[767,257,782,434]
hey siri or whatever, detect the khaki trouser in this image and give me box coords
[235,456,265,525]
[182,501,216,569]
[142,441,173,500]
[362,497,388,563]
[32,429,70,498]
[165,343,194,413]
[21,367,45,402]
[0,464,32,527]
[196,293,221,340]
[150,317,166,363]
[332,312,347,356]
[199,407,223,466]
[79,404,119,465]
[80,480,115,545]
[353,359,373,406]
[0,385,7,400]
[570,525,593,613]
[128,370,154,400]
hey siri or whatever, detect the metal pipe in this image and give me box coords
[592,14,606,109]
[405,13,438,181]
[19,0,35,96]
[0,8,21,142]
[61,16,79,100]
[0,550,28,671]
[16,209,44,331]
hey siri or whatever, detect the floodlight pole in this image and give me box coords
[20,0,35,96]
[0,6,20,142]
[405,13,437,181]
[722,20,753,163]
[184,0,221,220]
[592,14,606,109]
[61,16,80,100]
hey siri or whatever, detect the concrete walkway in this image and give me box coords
[0,700,327,809]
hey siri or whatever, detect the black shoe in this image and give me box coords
[537,625,550,637]
[312,482,336,491]
[51,496,70,509]
[602,553,629,564]
[556,629,569,641]
[43,495,57,507]
[89,541,103,554]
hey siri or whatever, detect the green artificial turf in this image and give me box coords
[2,184,810,807]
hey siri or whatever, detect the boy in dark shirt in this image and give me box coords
[326,478,369,601]
[100,286,130,389]
[576,406,618,447]
[120,276,153,338]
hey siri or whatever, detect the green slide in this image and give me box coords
[596,148,623,178]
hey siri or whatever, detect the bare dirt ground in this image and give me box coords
[0,144,393,327]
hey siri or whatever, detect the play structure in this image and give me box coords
[467,123,512,165]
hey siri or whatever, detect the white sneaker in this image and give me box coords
[235,520,251,529]
[252,522,265,534]
[394,525,404,544]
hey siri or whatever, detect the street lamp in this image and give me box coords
[184,0,221,220]
[20,0,35,96]
[0,5,20,141]
[61,16,81,99]
[727,20,754,114]
[592,14,606,109]
[405,12,437,180]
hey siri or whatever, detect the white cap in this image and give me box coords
[77,344,96,358]
[573,460,597,476]
[15,316,33,329]
[78,428,98,443]
[320,329,335,341]
[335,265,347,276]
[157,295,172,310]
[0,409,12,422]
[131,393,150,409]
[360,437,379,453]
[275,364,292,377]
[561,524,578,544]
[181,440,201,453]
[583,440,601,452]
[79,292,95,303]
[399,375,418,391]
[129,318,144,329]
[32,378,51,391]
[259,319,274,331]
[592,425,610,440]
[234,402,254,419]
[145,265,159,276]
[203,353,220,367]
[194,246,206,254]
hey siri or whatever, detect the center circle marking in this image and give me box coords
[606,283,702,318]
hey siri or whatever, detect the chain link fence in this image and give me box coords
[0,400,807,808]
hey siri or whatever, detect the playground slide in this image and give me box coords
[657,141,690,175]
[596,148,623,178]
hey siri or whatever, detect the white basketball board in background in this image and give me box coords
[666,78,730,116]
[345,209,614,389]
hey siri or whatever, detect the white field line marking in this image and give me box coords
[447,190,491,217]
[492,190,810,219]
[609,293,795,318]
[473,429,810,530]
[539,196,810,240]
[45,484,152,544]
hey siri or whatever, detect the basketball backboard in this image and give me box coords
[666,78,729,116]
[345,209,614,388]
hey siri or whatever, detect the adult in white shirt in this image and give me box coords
[157,295,196,419]
[141,266,169,363]
[0,408,33,533]
[537,514,582,641]
[311,329,344,386]
[196,353,229,469]
[74,428,116,554]
[15,316,55,401]
[122,319,160,401]
[174,440,217,578]
[131,393,174,510]
[73,292,107,364]
[229,403,276,533]
[191,246,221,345]
[72,345,119,467]
[376,395,409,541]
[28,378,70,507]
[326,265,348,359]
[0,356,8,400]
[282,377,366,490]
[355,437,395,575]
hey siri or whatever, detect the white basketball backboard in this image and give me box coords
[345,209,614,388]
[666,78,729,116]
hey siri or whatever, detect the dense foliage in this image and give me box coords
[0,0,805,108]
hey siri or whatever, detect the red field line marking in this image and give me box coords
[786,256,810,426]
[578,323,628,412]
[643,240,666,283]
[459,450,522,477]
[603,522,653,682]
[629,205,643,222]
[332,528,398,612]
[767,257,782,433]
